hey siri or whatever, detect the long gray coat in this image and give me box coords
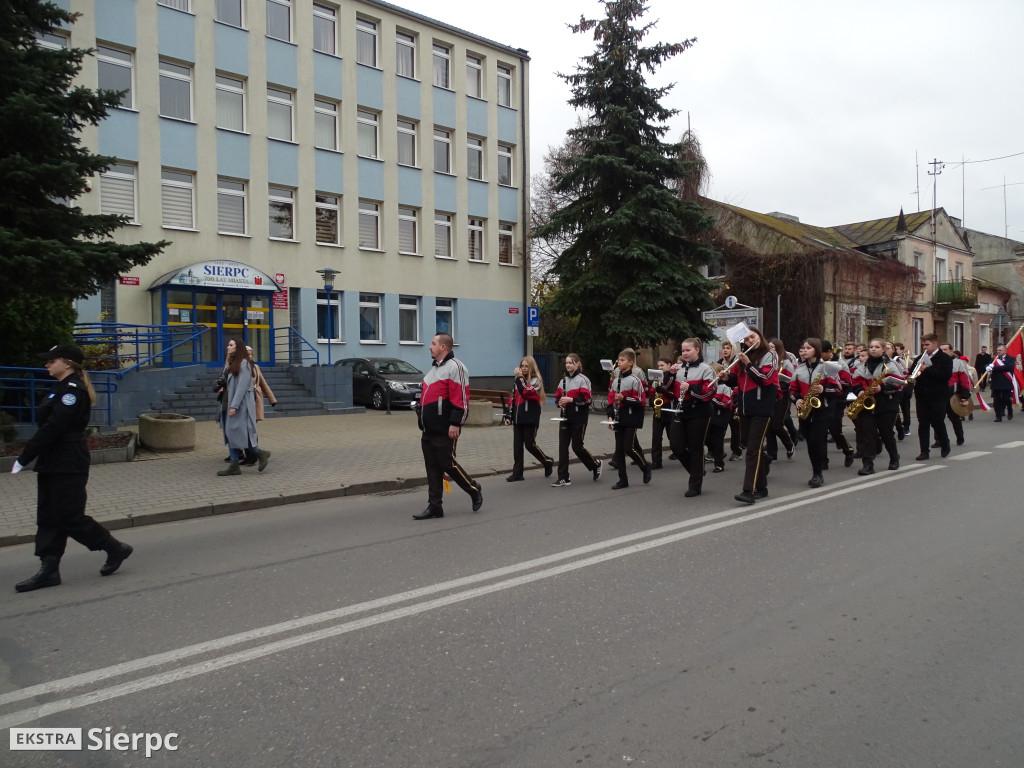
[223,359,259,450]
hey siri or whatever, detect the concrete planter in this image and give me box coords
[464,400,497,427]
[88,432,138,465]
[139,412,197,451]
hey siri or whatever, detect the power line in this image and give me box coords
[948,150,1024,169]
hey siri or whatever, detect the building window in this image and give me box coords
[934,255,947,282]
[35,30,68,50]
[159,59,192,120]
[317,290,341,342]
[497,64,512,107]
[397,119,417,166]
[358,200,380,249]
[433,128,451,173]
[396,31,415,78]
[356,18,377,67]
[955,261,964,281]
[498,143,513,186]
[267,87,293,141]
[399,296,420,343]
[498,222,514,265]
[217,177,247,234]
[96,44,133,109]
[158,0,190,10]
[953,321,965,353]
[357,110,378,158]
[435,298,454,335]
[467,137,483,180]
[312,3,336,55]
[99,279,117,321]
[398,207,418,254]
[466,54,483,98]
[215,74,245,132]
[161,169,194,229]
[315,194,340,245]
[266,0,291,42]
[468,218,484,261]
[99,163,136,222]
[314,98,338,150]
[912,250,924,281]
[359,293,382,342]
[432,43,450,88]
[912,318,924,355]
[434,212,452,258]
[268,186,294,240]
[215,0,243,27]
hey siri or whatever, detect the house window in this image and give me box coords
[934,255,947,282]
[397,119,417,166]
[396,31,415,78]
[398,207,418,254]
[432,43,450,88]
[314,98,338,150]
[267,87,293,141]
[35,30,68,50]
[955,262,964,281]
[435,298,454,335]
[317,290,341,342]
[433,128,451,173]
[497,65,512,107]
[358,200,380,249]
[161,169,194,229]
[468,218,484,261]
[268,186,294,240]
[99,163,136,222]
[953,322,965,353]
[159,59,192,120]
[158,0,190,10]
[497,143,513,186]
[96,44,133,109]
[466,54,483,98]
[266,0,291,42]
[913,250,924,281]
[99,279,117,321]
[498,222,514,264]
[215,74,245,132]
[217,177,247,235]
[434,212,452,258]
[912,318,924,355]
[357,110,378,158]
[467,137,483,180]
[215,0,243,27]
[359,293,382,342]
[312,3,336,55]
[399,296,420,343]
[356,18,377,67]
[315,194,340,245]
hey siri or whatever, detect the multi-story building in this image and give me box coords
[58,0,531,375]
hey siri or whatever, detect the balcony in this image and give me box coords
[933,278,979,309]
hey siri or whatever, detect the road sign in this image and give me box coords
[527,326,539,337]
[527,306,539,327]
[724,295,738,309]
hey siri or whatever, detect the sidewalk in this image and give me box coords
[0,411,621,547]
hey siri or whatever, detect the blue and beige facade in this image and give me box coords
[61,0,530,375]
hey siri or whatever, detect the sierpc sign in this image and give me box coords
[10,727,179,758]
[170,260,281,291]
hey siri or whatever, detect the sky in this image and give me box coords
[397,0,1024,240]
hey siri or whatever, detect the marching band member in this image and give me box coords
[820,341,856,467]
[706,363,733,473]
[552,354,602,487]
[717,341,743,461]
[506,356,555,482]
[939,344,971,446]
[886,341,908,440]
[987,343,1016,422]
[791,338,845,488]
[648,357,675,470]
[765,337,796,462]
[608,349,650,489]
[910,333,954,460]
[849,338,904,474]
[668,338,716,497]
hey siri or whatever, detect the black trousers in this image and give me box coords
[650,414,669,466]
[557,421,598,481]
[421,433,479,510]
[916,395,949,454]
[705,423,727,468]
[943,401,964,442]
[764,395,795,459]
[727,416,742,455]
[35,472,112,559]
[992,390,1013,420]
[828,407,853,455]
[613,425,647,484]
[741,415,771,493]
[899,387,914,432]
[799,413,830,474]
[669,417,710,492]
[511,424,553,476]
[854,410,899,462]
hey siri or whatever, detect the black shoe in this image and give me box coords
[857,461,875,476]
[956,437,964,446]
[822,461,830,471]
[897,431,904,441]
[684,489,700,497]
[786,445,795,459]
[915,452,929,461]
[506,474,524,482]
[609,460,620,470]
[734,491,756,505]
[593,460,603,481]
[940,445,951,458]
[100,542,133,576]
[471,486,483,512]
[931,441,941,449]
[15,557,61,593]
[544,462,554,478]
[844,452,855,468]
[888,459,900,471]
[667,453,677,461]
[651,463,663,470]
[852,451,863,459]
[754,488,768,499]
[807,474,824,488]
[240,455,258,466]
[713,465,725,473]
[995,418,1003,422]
[611,481,629,490]
[413,507,444,520]
[223,456,233,462]
[643,466,652,484]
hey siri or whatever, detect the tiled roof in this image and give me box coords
[713,202,862,251]
[829,210,936,246]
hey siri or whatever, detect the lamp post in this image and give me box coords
[316,268,339,366]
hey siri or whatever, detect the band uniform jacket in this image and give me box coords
[948,356,972,399]
[910,349,954,400]
[554,373,593,425]
[851,356,905,413]
[710,382,734,428]
[419,352,470,434]
[510,375,544,426]
[791,360,845,419]
[671,360,716,420]
[17,372,91,474]
[649,375,677,415]
[609,369,647,428]
[732,348,779,418]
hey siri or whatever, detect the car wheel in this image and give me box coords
[371,387,385,410]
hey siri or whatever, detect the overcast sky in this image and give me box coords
[398,0,1024,240]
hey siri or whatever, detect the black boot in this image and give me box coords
[857,459,875,476]
[15,557,61,593]
[100,539,134,576]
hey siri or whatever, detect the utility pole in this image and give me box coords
[927,158,944,238]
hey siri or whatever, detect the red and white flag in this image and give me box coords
[975,391,991,412]
[1005,327,1024,405]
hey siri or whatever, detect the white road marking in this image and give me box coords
[0,465,943,729]
[994,441,1024,449]
[945,451,991,460]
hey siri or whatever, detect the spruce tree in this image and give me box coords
[534,0,719,363]
[0,0,166,365]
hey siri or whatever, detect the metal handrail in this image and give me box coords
[73,322,211,374]
[0,367,118,428]
[274,326,320,366]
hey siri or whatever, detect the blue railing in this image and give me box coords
[274,326,320,366]
[0,367,118,428]
[73,322,211,371]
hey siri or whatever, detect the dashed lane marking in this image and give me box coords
[945,451,991,460]
[994,441,1024,449]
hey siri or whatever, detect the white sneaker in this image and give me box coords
[551,478,571,487]
[593,460,603,481]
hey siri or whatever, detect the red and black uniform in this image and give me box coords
[609,368,648,487]
[791,359,844,480]
[704,382,733,471]
[850,356,905,471]
[648,374,676,469]
[668,359,716,494]
[727,348,778,495]
[553,372,599,482]
[943,356,973,444]
[827,364,855,463]
[765,357,796,461]
[508,375,554,479]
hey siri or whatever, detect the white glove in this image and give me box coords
[11,460,24,474]
[986,363,994,372]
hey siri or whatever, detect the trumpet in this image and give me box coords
[908,357,927,381]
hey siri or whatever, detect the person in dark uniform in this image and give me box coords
[911,334,954,460]
[12,345,134,593]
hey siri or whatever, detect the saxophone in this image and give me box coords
[846,365,888,420]
[797,372,824,420]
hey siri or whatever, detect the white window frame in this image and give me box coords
[357,109,379,159]
[435,297,454,336]
[433,128,451,173]
[267,86,294,142]
[99,163,137,223]
[396,31,416,79]
[268,185,295,240]
[913,250,924,280]
[159,59,193,121]
[398,207,419,255]
[358,200,381,249]
[317,290,342,343]
[399,296,420,343]
[217,177,248,235]
[497,143,513,186]
[434,212,452,258]
[215,73,246,132]
[96,44,134,110]
[954,261,964,281]
[359,293,382,342]
[356,18,378,67]
[467,136,484,181]
[158,0,191,10]
[498,222,514,265]
[934,255,948,283]
[953,322,965,353]
[432,43,450,89]
[314,98,338,150]
[35,30,68,50]
[266,0,292,42]
[161,168,195,230]
[912,318,924,355]
[397,119,417,167]
[315,194,341,246]
[466,54,483,99]
[312,2,337,55]
[215,0,243,28]
[497,64,512,107]
[468,218,484,261]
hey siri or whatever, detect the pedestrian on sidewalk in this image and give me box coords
[551,353,602,487]
[506,355,555,482]
[12,344,133,593]
[242,345,276,465]
[413,333,483,519]
[217,338,270,476]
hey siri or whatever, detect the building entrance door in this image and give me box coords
[165,289,273,365]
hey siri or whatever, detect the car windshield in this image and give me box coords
[373,359,421,375]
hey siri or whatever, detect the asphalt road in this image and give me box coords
[3,423,1024,767]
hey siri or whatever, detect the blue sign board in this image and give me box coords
[527,306,540,327]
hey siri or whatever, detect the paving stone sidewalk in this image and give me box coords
[0,410,622,547]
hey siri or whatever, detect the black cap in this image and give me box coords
[821,340,834,352]
[38,344,84,364]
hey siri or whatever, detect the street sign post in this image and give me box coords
[702,300,762,361]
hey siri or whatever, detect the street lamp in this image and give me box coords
[316,267,339,366]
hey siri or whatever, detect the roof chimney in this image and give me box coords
[767,211,800,223]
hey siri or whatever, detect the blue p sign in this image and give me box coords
[527,306,539,326]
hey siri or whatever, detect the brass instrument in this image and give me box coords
[653,394,664,418]
[846,365,887,420]
[797,372,825,420]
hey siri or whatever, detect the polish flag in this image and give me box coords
[1005,327,1024,404]
[975,391,991,412]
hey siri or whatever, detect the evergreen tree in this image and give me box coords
[0,0,166,365]
[534,0,719,364]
